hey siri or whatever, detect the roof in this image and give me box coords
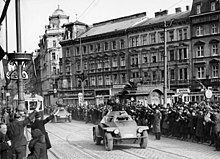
[52,6,66,16]
[79,12,147,38]
[136,10,191,27]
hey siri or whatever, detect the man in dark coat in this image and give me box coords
[27,129,47,159]
[29,111,56,149]
[7,104,40,159]
[153,107,162,140]
[0,123,12,159]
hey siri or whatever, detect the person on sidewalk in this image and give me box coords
[6,104,41,159]
[153,106,162,140]
[27,129,47,159]
[0,123,12,159]
[29,109,58,149]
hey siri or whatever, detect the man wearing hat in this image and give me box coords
[6,104,41,159]
[29,110,57,150]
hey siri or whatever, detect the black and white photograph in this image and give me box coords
[0,0,220,158]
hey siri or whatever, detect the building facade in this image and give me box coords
[38,6,69,106]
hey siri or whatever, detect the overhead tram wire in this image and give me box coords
[78,0,97,20]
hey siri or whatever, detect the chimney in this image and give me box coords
[155,11,161,17]
[155,10,168,17]
[186,5,189,11]
[161,10,168,16]
[175,7,182,13]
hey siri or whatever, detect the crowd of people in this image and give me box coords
[0,104,56,159]
[66,101,220,151]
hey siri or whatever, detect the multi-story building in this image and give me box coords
[38,6,69,106]
[190,0,220,102]
[59,6,191,106]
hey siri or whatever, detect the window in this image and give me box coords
[66,48,70,57]
[178,48,187,60]
[152,55,157,63]
[211,44,218,55]
[131,55,138,66]
[120,39,125,49]
[105,75,111,85]
[169,50,175,61]
[179,68,188,80]
[104,42,109,51]
[53,40,56,47]
[76,47,80,55]
[178,30,183,40]
[89,44,94,52]
[212,65,218,78]
[104,59,110,68]
[211,24,217,34]
[121,73,126,84]
[95,43,101,52]
[113,74,118,84]
[159,32,164,43]
[112,57,118,67]
[112,41,116,50]
[196,4,201,14]
[142,34,148,45]
[90,61,96,70]
[183,28,187,40]
[52,52,56,60]
[76,62,81,70]
[196,26,203,36]
[197,46,204,57]
[130,36,139,47]
[97,60,102,69]
[98,75,103,85]
[66,66,70,73]
[170,69,175,80]
[211,1,216,11]
[83,46,87,54]
[197,67,205,79]
[143,54,148,63]
[90,76,96,86]
[149,33,156,44]
[152,71,156,81]
[53,67,56,75]
[84,62,88,70]
[120,56,125,66]
[168,30,174,42]
[132,72,139,78]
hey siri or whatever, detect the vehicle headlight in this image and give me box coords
[114,129,120,134]
[137,128,143,133]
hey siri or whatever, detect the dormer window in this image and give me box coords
[196,4,201,14]
[211,1,216,11]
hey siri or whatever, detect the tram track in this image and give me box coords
[48,122,192,159]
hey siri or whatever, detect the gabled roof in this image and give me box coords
[79,12,147,38]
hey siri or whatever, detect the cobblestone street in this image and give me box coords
[45,120,220,159]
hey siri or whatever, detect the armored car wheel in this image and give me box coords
[93,130,101,145]
[104,133,113,151]
[140,130,148,148]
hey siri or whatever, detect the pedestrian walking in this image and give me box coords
[0,123,12,159]
[27,129,47,159]
[6,104,41,159]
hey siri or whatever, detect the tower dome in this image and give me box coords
[52,5,66,17]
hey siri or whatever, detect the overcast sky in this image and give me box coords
[0,0,193,53]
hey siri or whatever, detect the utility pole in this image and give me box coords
[15,0,25,111]
[163,21,167,107]
[80,37,84,105]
